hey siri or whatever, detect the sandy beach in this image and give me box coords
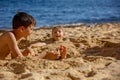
[0,22,120,80]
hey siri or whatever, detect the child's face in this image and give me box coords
[52,28,64,41]
[22,24,34,38]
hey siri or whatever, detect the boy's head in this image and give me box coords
[52,26,65,41]
[12,12,36,29]
[12,12,36,38]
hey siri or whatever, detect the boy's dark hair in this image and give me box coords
[12,12,36,29]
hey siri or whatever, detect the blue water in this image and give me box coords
[0,0,120,29]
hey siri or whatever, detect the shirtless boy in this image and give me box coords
[0,12,36,59]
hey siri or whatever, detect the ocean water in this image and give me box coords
[0,0,120,29]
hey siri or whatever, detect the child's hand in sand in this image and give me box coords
[44,45,67,60]
[43,50,61,60]
[32,45,66,60]
[56,45,67,59]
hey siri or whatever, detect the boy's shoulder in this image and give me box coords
[4,31,14,37]
[0,31,15,40]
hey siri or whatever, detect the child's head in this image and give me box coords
[52,26,65,41]
[12,12,36,38]
[12,12,36,29]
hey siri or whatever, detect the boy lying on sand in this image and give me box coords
[0,12,36,59]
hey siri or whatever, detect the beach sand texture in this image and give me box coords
[0,23,120,80]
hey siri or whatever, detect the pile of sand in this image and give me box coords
[0,23,120,80]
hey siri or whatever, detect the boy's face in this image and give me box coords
[52,28,64,41]
[21,24,34,38]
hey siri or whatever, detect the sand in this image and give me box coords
[0,22,120,80]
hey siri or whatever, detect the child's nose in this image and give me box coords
[57,31,60,34]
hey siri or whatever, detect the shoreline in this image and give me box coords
[0,22,120,31]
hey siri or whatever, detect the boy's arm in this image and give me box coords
[22,47,36,56]
[7,32,23,58]
[23,42,46,56]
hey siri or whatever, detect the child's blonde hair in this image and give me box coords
[52,26,63,33]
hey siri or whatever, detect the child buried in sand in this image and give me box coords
[30,26,79,59]
[29,26,67,60]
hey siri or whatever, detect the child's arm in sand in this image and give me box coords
[37,45,67,60]
[22,48,61,60]
[22,44,67,60]
[30,42,46,48]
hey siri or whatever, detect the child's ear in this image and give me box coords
[19,26,24,32]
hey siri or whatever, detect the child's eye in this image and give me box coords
[54,31,57,33]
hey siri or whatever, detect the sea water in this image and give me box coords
[0,0,120,29]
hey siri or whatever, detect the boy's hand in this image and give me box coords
[22,47,37,56]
